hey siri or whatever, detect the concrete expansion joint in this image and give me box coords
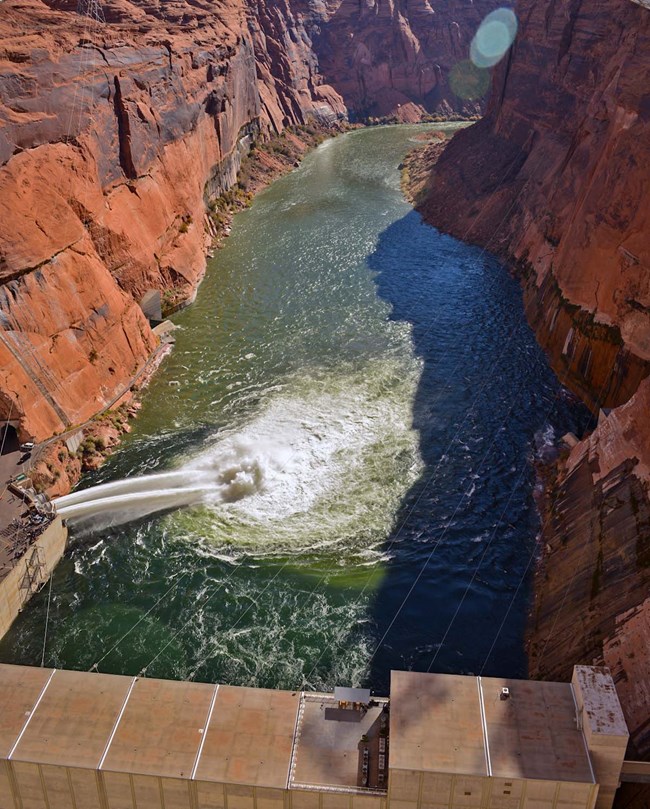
[190,683,220,781]
[8,668,57,760]
[97,675,137,770]
[477,676,493,777]
[286,691,306,788]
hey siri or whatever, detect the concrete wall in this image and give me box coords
[571,668,629,809]
[387,771,598,809]
[0,768,387,809]
[0,516,67,640]
[0,657,623,809]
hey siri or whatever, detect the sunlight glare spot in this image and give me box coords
[470,8,518,69]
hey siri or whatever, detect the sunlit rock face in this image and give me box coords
[410,0,650,758]
[0,0,338,441]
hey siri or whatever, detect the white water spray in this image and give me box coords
[53,366,423,534]
[54,441,269,524]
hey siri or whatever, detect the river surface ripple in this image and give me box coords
[0,125,591,691]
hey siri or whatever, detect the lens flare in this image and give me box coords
[470,7,518,69]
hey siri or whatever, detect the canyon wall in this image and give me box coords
[530,379,650,757]
[407,0,650,759]
[0,0,498,443]
[292,0,501,121]
[0,0,341,442]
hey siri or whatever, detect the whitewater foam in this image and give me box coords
[54,361,423,547]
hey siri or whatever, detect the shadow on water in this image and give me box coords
[360,211,593,693]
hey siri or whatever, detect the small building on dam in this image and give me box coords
[0,664,629,809]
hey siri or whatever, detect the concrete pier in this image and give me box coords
[0,516,67,640]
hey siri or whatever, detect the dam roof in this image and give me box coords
[389,671,486,775]
[10,668,133,769]
[0,664,53,758]
[289,692,389,792]
[0,663,614,795]
[481,677,595,782]
[0,664,300,786]
[100,676,216,778]
[192,684,300,788]
[389,671,595,784]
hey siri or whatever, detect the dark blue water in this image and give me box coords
[0,125,591,690]
[365,212,591,690]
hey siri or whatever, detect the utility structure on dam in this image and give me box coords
[0,516,67,641]
[0,663,637,809]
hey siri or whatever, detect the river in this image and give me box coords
[0,125,590,691]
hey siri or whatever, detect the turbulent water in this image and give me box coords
[0,125,590,691]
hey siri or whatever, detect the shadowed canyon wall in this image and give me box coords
[0,0,499,443]
[291,0,500,121]
[407,0,650,758]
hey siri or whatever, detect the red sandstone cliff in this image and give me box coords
[291,0,502,121]
[0,0,343,442]
[406,0,650,758]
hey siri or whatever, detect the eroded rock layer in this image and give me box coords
[407,0,650,758]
